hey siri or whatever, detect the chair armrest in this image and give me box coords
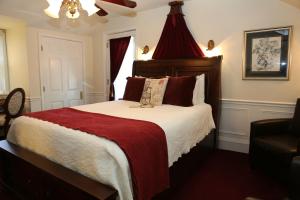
[249,118,292,155]
[250,118,291,137]
[290,156,300,200]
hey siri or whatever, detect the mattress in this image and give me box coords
[7,100,215,200]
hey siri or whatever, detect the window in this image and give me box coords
[0,29,9,94]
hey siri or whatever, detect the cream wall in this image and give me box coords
[91,25,106,101]
[94,0,300,103]
[0,15,29,95]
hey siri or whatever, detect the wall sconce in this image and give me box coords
[142,45,150,54]
[205,40,221,57]
[207,40,215,51]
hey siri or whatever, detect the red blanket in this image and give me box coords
[26,108,169,200]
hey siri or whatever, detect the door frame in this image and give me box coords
[38,32,87,110]
[103,28,137,101]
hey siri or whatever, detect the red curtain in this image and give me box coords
[109,36,131,101]
[152,11,204,59]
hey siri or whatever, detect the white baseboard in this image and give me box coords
[27,97,42,112]
[218,99,295,153]
[218,135,249,153]
[25,97,42,112]
[86,92,106,104]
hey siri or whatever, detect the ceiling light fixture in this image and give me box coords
[44,0,100,19]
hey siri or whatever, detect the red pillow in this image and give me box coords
[123,77,146,102]
[163,76,196,107]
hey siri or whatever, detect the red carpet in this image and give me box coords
[167,150,288,200]
[0,150,288,200]
[0,184,19,200]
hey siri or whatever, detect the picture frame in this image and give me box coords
[242,26,292,80]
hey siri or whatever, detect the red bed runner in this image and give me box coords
[26,108,169,200]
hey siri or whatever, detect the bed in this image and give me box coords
[0,56,222,200]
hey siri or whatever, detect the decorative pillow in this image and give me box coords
[123,77,146,102]
[140,78,168,107]
[192,74,205,105]
[163,76,196,107]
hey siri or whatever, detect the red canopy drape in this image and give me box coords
[152,1,204,60]
[110,36,131,101]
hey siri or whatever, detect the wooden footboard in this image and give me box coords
[0,140,117,200]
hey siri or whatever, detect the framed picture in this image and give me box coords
[243,26,292,80]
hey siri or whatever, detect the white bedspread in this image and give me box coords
[7,100,215,200]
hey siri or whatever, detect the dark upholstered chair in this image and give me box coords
[0,88,25,139]
[249,98,300,181]
[290,156,300,200]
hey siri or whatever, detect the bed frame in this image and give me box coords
[0,56,222,200]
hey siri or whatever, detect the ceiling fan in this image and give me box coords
[95,0,137,17]
[44,0,137,19]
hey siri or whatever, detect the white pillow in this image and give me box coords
[140,78,169,107]
[192,74,205,105]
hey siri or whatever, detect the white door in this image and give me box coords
[40,36,84,110]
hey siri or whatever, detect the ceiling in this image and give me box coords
[0,0,182,34]
[281,0,300,9]
[1,0,297,35]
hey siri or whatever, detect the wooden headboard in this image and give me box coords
[133,56,223,130]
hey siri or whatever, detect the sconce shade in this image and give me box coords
[207,40,215,51]
[142,45,150,54]
[152,1,204,59]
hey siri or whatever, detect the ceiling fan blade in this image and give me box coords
[96,1,136,17]
[95,4,108,16]
[101,0,137,8]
